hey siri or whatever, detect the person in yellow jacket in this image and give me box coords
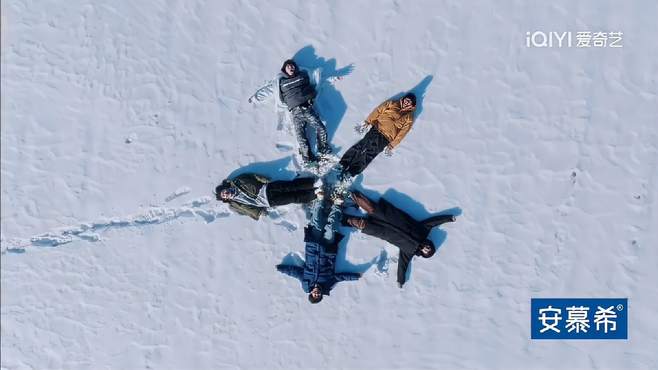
[337,93,417,180]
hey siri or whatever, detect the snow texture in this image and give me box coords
[1,0,657,369]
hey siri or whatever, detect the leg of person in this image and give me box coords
[288,176,317,191]
[341,214,368,229]
[350,191,376,213]
[292,107,313,162]
[268,189,317,206]
[267,177,315,194]
[305,107,330,155]
[324,202,343,242]
[338,134,369,177]
[309,198,330,232]
[347,129,389,177]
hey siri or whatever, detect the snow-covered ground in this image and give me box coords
[2,0,657,369]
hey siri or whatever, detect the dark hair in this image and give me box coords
[403,92,417,106]
[308,284,323,304]
[419,240,436,258]
[281,59,298,74]
[214,182,231,203]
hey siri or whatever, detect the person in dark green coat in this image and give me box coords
[214,173,323,220]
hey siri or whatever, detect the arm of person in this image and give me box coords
[276,264,304,281]
[422,214,457,228]
[334,272,362,282]
[248,78,277,104]
[229,202,263,220]
[254,174,271,184]
[397,251,413,287]
[364,101,391,125]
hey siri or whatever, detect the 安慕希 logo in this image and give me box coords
[531,298,628,339]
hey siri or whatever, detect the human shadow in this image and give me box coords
[387,75,434,120]
[279,251,305,267]
[334,229,382,274]
[225,156,300,182]
[292,45,354,148]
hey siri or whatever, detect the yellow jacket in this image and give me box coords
[365,100,415,148]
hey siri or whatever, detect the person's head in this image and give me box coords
[347,217,367,230]
[308,284,323,304]
[214,183,235,202]
[281,59,298,77]
[400,93,417,111]
[418,240,436,258]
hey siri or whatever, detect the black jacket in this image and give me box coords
[360,198,453,285]
[279,70,316,110]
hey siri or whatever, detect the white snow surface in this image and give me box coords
[2,1,657,369]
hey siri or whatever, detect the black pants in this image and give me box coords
[339,128,389,177]
[266,177,317,206]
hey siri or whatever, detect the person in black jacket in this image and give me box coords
[250,59,331,165]
[342,191,456,287]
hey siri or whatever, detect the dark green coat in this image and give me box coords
[222,173,270,220]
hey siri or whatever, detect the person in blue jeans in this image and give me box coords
[276,196,361,304]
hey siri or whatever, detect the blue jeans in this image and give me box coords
[309,200,342,242]
[291,105,330,161]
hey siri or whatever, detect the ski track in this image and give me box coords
[2,1,657,369]
[0,195,231,254]
[0,191,308,256]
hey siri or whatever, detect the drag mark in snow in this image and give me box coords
[1,197,230,254]
[165,186,192,202]
[275,142,295,152]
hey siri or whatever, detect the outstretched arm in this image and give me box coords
[397,251,413,287]
[229,202,263,220]
[276,264,304,281]
[422,214,456,228]
[334,272,362,282]
[323,64,355,83]
[248,79,277,104]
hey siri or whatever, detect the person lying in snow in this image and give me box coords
[342,191,456,288]
[214,173,323,220]
[276,195,361,304]
[249,59,335,167]
[336,93,417,186]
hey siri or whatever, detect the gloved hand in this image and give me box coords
[384,147,393,157]
[354,122,368,134]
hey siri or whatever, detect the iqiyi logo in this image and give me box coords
[525,31,623,48]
